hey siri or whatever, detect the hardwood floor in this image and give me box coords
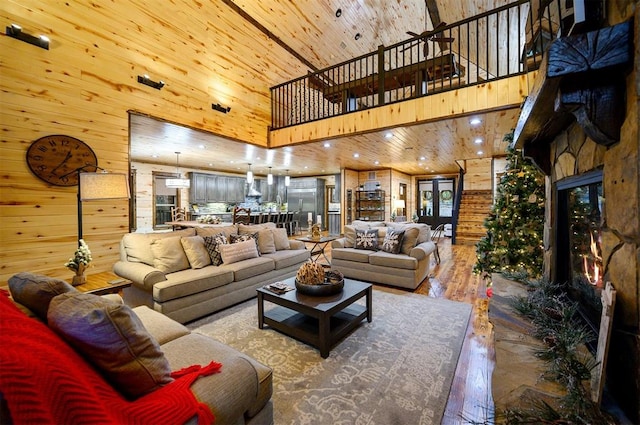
[304,235,495,424]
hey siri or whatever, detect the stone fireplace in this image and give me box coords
[513,13,639,422]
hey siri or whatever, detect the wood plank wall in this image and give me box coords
[0,1,307,283]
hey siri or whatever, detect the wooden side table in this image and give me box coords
[70,271,131,296]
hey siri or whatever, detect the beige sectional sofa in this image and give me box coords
[330,221,436,290]
[3,272,272,425]
[114,223,309,323]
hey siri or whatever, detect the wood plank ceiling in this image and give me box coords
[130,0,522,177]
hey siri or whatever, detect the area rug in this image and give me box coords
[188,286,472,424]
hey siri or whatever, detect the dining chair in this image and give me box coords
[232,206,251,225]
[170,207,188,230]
[430,224,445,264]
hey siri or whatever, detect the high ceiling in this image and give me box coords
[130,0,522,178]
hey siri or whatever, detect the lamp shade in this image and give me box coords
[394,199,406,210]
[79,172,130,200]
[165,178,191,189]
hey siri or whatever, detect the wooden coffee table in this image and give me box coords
[256,278,372,358]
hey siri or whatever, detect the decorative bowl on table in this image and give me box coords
[294,264,344,296]
[295,278,344,296]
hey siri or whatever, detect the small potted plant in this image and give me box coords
[65,239,92,286]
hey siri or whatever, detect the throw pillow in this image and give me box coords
[380,229,405,254]
[230,232,260,254]
[256,229,276,254]
[203,233,228,266]
[219,239,259,264]
[47,292,174,400]
[180,236,211,269]
[150,236,190,273]
[355,229,379,251]
[398,227,419,255]
[271,228,290,250]
[8,272,78,322]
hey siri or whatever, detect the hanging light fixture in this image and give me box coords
[166,152,191,189]
[246,163,254,184]
[284,169,290,187]
[267,167,273,185]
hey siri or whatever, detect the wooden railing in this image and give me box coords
[271,0,566,130]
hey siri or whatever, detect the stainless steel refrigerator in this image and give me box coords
[287,178,325,230]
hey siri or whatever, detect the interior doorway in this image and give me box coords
[417,178,454,228]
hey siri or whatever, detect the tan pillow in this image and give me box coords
[48,293,173,400]
[150,236,190,273]
[180,235,211,269]
[271,228,290,250]
[123,229,195,266]
[256,229,276,254]
[196,225,237,240]
[219,239,259,264]
[344,225,357,247]
[8,272,78,322]
[399,227,419,255]
[238,223,275,233]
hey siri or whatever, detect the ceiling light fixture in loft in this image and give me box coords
[284,170,290,187]
[267,167,273,185]
[166,152,190,188]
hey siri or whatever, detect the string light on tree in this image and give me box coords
[473,131,545,296]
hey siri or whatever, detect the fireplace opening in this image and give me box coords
[554,169,604,352]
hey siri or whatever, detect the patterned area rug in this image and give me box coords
[188,286,472,424]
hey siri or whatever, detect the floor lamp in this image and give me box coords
[78,171,130,243]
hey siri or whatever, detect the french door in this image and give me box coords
[417,178,454,228]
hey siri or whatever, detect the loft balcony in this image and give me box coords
[269,0,595,136]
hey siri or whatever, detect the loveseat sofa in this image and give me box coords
[1,272,273,425]
[330,221,436,289]
[114,223,309,323]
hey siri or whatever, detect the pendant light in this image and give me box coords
[284,169,290,187]
[246,163,254,184]
[267,167,273,185]
[166,152,191,189]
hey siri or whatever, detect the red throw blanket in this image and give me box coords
[0,290,221,425]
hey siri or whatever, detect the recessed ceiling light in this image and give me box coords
[374,160,379,165]
[470,117,482,125]
[477,150,484,155]
[474,138,483,144]
[151,154,158,158]
[199,144,205,149]
[385,132,393,139]
[353,153,360,158]
[208,163,213,166]
[354,33,361,40]
[419,156,426,161]
[323,142,331,148]
[335,8,342,17]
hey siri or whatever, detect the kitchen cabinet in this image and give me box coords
[356,190,385,221]
[190,173,245,203]
[226,177,245,203]
[259,177,283,203]
[191,173,208,203]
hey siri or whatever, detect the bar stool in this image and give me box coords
[259,212,270,224]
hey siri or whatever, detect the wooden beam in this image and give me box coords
[221,0,319,72]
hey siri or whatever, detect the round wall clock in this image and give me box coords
[26,135,98,186]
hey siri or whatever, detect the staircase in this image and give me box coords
[455,190,493,245]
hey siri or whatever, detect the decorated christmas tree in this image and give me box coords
[474,131,545,292]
